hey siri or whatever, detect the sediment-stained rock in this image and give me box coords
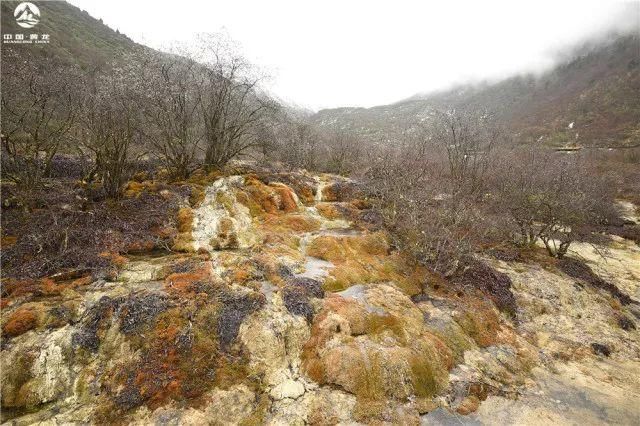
[2,172,639,424]
[191,176,261,251]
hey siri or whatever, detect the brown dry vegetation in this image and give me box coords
[306,232,426,295]
[1,175,186,279]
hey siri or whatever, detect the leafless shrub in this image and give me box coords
[283,277,324,322]
[76,67,143,198]
[273,118,322,171]
[192,34,277,170]
[431,108,501,197]
[216,291,265,350]
[324,130,362,174]
[47,154,93,179]
[364,145,485,275]
[134,52,203,179]
[492,149,617,257]
[1,51,80,190]
[454,261,517,316]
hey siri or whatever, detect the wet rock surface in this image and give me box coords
[2,171,639,424]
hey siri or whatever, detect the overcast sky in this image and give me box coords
[67,0,638,110]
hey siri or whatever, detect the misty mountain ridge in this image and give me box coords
[313,31,640,148]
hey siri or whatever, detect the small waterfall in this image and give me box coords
[315,180,327,203]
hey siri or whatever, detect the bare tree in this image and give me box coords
[360,110,508,274]
[76,67,142,198]
[135,52,203,179]
[193,35,276,169]
[1,50,79,190]
[364,141,481,275]
[432,109,499,196]
[325,130,361,174]
[494,149,616,257]
[273,117,322,170]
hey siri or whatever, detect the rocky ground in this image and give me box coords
[1,170,639,425]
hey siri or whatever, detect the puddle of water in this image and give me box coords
[95,279,166,293]
[318,228,362,237]
[304,205,353,231]
[259,281,277,302]
[295,256,334,280]
[421,408,480,425]
[117,261,166,283]
[337,284,384,314]
[337,284,366,300]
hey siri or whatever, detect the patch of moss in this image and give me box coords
[409,346,448,397]
[307,236,348,262]
[235,189,264,218]
[321,252,423,296]
[238,393,271,426]
[99,251,129,269]
[188,185,206,207]
[426,323,475,364]
[262,230,301,251]
[176,208,194,233]
[262,214,321,234]
[453,299,502,348]
[243,176,279,214]
[1,235,18,248]
[164,266,212,298]
[1,350,37,408]
[316,202,342,220]
[2,305,41,337]
[351,348,387,400]
[2,275,93,300]
[296,185,315,206]
[365,313,407,344]
[172,207,195,252]
[211,217,239,249]
[186,169,224,187]
[123,180,160,198]
[215,191,236,214]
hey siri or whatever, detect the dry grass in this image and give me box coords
[316,203,342,220]
[305,233,424,295]
[452,298,503,348]
[261,214,321,234]
[123,180,160,198]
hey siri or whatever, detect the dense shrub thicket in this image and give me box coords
[362,109,635,275]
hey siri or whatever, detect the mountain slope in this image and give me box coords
[313,33,640,147]
[1,0,144,68]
